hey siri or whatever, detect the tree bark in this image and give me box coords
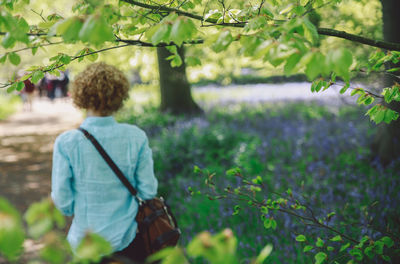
[157,46,203,115]
[372,0,400,165]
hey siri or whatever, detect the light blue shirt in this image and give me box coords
[51,116,158,251]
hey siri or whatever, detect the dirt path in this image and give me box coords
[0,97,83,212]
[0,97,83,263]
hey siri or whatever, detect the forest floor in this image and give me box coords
[0,97,82,263]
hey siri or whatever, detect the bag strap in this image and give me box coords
[78,127,139,198]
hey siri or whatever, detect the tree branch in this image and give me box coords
[120,0,216,23]
[0,31,48,37]
[0,44,132,89]
[116,38,204,46]
[1,41,63,56]
[317,27,400,51]
[120,0,400,51]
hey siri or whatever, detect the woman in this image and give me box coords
[51,62,158,262]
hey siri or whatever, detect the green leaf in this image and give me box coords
[327,246,334,251]
[303,18,319,45]
[185,56,201,66]
[380,236,394,248]
[75,232,113,263]
[387,67,400,73]
[381,255,391,262]
[255,244,273,263]
[303,245,313,252]
[211,30,233,53]
[147,247,187,264]
[364,246,374,259]
[263,218,272,229]
[385,109,399,124]
[327,48,353,81]
[330,235,342,242]
[314,252,327,264]
[305,52,324,80]
[382,86,400,103]
[349,248,363,261]
[53,17,83,42]
[7,83,17,93]
[148,247,185,263]
[339,82,350,94]
[85,48,98,62]
[152,23,171,45]
[0,54,7,64]
[8,52,20,65]
[316,237,324,247]
[284,53,302,76]
[59,54,71,64]
[79,15,114,45]
[340,242,350,252]
[31,71,45,84]
[2,32,15,49]
[374,241,384,255]
[0,197,25,261]
[270,219,277,230]
[40,236,69,264]
[193,165,202,173]
[226,167,241,176]
[20,73,31,81]
[233,205,241,215]
[350,88,364,97]
[296,235,307,242]
[31,46,38,55]
[28,217,52,239]
[261,206,269,214]
[311,79,324,93]
[170,17,197,46]
[170,54,183,67]
[15,81,24,91]
[373,106,386,124]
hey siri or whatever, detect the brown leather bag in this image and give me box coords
[136,197,180,255]
[78,128,180,258]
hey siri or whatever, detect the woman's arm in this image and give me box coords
[51,136,75,216]
[134,135,158,200]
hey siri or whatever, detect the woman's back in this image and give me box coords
[52,110,157,251]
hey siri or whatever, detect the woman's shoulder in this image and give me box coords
[117,123,148,139]
[54,129,83,149]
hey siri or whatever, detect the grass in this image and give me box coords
[116,95,400,263]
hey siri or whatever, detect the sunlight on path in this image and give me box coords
[0,97,83,211]
[0,97,83,137]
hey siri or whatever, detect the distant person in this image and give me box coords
[46,74,56,101]
[61,70,70,97]
[21,79,35,111]
[37,76,48,97]
[51,62,158,263]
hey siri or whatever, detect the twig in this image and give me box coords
[1,41,63,56]
[31,9,47,22]
[331,82,384,99]
[258,0,266,16]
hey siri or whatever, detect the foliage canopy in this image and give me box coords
[1,0,400,122]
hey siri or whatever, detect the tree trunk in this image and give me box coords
[372,0,400,165]
[157,46,203,115]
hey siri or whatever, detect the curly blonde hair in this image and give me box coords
[71,62,129,116]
